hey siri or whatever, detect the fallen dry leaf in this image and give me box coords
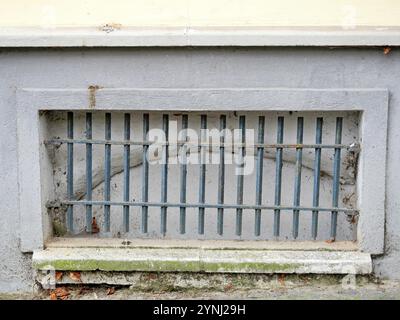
[383,47,392,55]
[106,287,116,295]
[325,239,335,244]
[50,287,70,300]
[278,274,286,285]
[50,291,57,300]
[92,217,100,234]
[55,271,63,281]
[69,271,82,282]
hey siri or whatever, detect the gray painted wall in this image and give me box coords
[0,47,399,291]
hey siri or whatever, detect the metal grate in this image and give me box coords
[46,112,359,240]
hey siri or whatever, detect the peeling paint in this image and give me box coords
[88,85,102,109]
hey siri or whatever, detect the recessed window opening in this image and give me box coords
[43,111,360,241]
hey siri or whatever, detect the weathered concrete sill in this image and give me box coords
[33,239,371,275]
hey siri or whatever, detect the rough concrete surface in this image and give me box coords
[33,247,372,275]
[2,279,400,300]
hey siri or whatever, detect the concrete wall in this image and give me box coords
[0,47,399,291]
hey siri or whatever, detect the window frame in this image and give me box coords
[16,88,388,254]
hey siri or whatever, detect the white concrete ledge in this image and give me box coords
[33,245,372,274]
[46,238,359,251]
[2,27,400,47]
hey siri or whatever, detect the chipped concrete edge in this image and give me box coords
[32,247,372,275]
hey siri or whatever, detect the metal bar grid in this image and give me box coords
[51,112,354,238]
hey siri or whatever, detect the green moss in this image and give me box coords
[201,262,301,273]
[34,259,201,272]
[34,259,301,273]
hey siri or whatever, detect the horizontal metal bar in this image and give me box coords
[45,138,354,150]
[63,200,358,214]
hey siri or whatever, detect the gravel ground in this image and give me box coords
[1,280,400,300]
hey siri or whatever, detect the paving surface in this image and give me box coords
[1,280,400,300]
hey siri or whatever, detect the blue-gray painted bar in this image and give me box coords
[141,113,150,233]
[312,117,323,239]
[66,200,357,213]
[330,117,343,240]
[217,115,226,235]
[179,114,188,234]
[123,113,130,232]
[198,115,207,235]
[47,138,350,150]
[255,116,265,236]
[160,114,169,235]
[274,116,284,237]
[292,117,304,239]
[104,113,111,232]
[66,112,74,233]
[236,115,246,236]
[85,112,93,233]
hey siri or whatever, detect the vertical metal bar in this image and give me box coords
[66,112,74,233]
[141,113,149,233]
[292,117,304,239]
[255,116,265,236]
[85,112,93,233]
[217,115,226,235]
[274,116,284,237]
[123,113,130,232]
[330,117,343,240]
[236,115,245,236]
[104,113,111,232]
[160,114,169,236]
[312,117,323,239]
[198,115,207,235]
[179,114,188,234]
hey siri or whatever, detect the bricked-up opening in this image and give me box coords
[43,111,360,241]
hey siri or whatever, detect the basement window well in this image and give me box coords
[16,88,387,275]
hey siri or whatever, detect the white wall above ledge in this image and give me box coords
[1,26,400,47]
